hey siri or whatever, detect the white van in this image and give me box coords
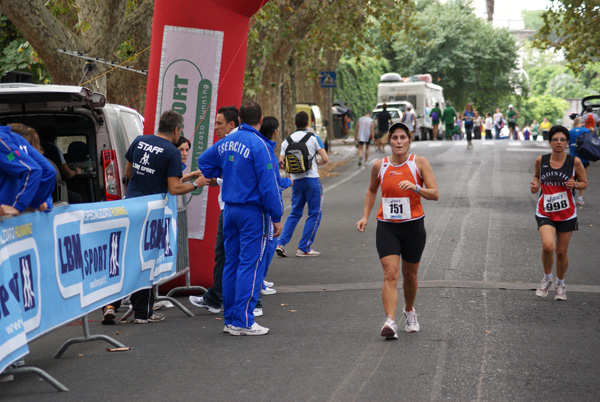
[377,73,445,140]
[0,83,144,203]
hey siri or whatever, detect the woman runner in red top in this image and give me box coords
[357,122,439,338]
[530,125,587,301]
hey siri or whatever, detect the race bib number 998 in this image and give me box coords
[382,197,411,220]
[543,191,569,213]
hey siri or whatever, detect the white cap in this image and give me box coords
[508,104,513,108]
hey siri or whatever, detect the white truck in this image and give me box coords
[376,73,445,140]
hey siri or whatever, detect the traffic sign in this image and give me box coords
[320,71,336,88]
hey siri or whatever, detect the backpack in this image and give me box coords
[584,113,596,130]
[431,111,438,121]
[283,131,313,174]
[575,131,600,162]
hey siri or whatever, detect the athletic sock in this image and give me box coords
[556,279,565,286]
[544,274,553,281]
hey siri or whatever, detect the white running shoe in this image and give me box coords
[261,287,276,295]
[576,197,585,206]
[263,280,274,288]
[404,309,420,333]
[189,295,221,313]
[380,318,398,340]
[296,249,320,257]
[554,282,567,301]
[276,245,287,257]
[536,277,553,298]
[223,324,232,333]
[253,307,263,317]
[229,322,269,336]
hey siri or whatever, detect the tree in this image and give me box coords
[244,0,413,137]
[0,0,153,113]
[519,94,568,126]
[0,14,51,83]
[533,0,600,73]
[388,0,520,114]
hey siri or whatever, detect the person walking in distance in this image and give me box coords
[375,104,392,152]
[530,126,587,301]
[401,105,418,140]
[430,103,442,140]
[355,111,374,167]
[356,122,439,337]
[189,106,239,314]
[568,117,591,206]
[506,104,520,140]
[276,111,328,257]
[195,102,283,336]
[442,101,456,140]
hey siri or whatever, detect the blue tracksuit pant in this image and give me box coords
[222,204,269,328]
[277,177,323,252]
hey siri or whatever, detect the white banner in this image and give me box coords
[155,26,224,239]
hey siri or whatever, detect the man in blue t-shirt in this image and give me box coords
[569,117,591,206]
[102,110,210,325]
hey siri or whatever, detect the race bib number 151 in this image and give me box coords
[382,197,411,220]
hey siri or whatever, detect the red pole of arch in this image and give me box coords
[144,0,269,288]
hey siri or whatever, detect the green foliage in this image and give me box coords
[0,14,52,83]
[533,0,600,73]
[521,10,544,31]
[333,56,391,117]
[388,0,520,113]
[519,94,569,126]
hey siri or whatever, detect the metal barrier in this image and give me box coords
[120,196,205,320]
[165,195,207,298]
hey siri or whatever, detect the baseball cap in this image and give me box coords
[388,122,411,137]
[508,104,514,108]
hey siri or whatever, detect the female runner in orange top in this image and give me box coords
[357,122,439,339]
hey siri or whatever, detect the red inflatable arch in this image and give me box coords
[144,0,269,288]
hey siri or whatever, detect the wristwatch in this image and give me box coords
[192,181,198,189]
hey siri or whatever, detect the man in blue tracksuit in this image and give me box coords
[197,102,283,336]
[0,126,54,216]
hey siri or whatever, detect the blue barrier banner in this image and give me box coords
[0,194,177,373]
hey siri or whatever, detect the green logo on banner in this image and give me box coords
[229,155,234,162]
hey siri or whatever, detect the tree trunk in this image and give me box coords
[0,0,153,111]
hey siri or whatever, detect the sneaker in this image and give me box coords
[380,318,398,340]
[554,282,567,301]
[536,277,553,298]
[404,309,420,333]
[229,322,269,336]
[296,249,320,257]
[134,312,165,324]
[189,295,221,313]
[276,245,287,257]
[576,197,585,206]
[263,280,274,288]
[253,307,263,317]
[102,305,116,325]
[223,324,232,333]
[261,287,276,295]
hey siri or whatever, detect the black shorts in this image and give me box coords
[536,216,578,232]
[358,141,370,145]
[376,218,426,263]
[583,162,590,168]
[508,121,516,129]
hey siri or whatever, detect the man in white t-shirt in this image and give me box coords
[401,105,418,138]
[354,111,374,167]
[276,111,329,257]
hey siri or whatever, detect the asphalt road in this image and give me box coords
[3,138,600,401]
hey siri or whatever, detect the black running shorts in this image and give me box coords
[536,216,578,232]
[376,218,426,263]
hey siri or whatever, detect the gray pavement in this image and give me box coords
[2,138,600,401]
